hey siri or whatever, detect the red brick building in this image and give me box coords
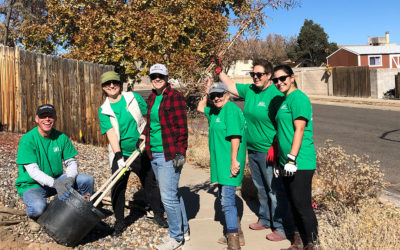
[327,46,400,69]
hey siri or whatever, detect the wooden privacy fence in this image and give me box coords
[332,66,371,97]
[0,45,114,145]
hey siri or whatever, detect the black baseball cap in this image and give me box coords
[36,104,56,116]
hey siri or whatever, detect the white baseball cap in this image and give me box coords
[149,64,168,76]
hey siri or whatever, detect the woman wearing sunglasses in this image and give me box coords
[272,65,318,250]
[197,79,247,250]
[98,71,167,236]
[141,64,189,250]
[218,59,293,243]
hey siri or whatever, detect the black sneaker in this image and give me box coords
[112,220,126,237]
[153,214,168,228]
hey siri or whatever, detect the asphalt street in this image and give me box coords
[136,89,400,194]
[312,103,400,194]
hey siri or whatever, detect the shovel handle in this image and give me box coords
[92,142,145,207]
[90,141,145,202]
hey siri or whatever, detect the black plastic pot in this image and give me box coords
[37,187,105,247]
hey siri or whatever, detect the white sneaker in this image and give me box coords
[156,236,182,250]
[162,235,171,243]
[146,209,154,219]
[162,232,189,243]
[184,230,190,241]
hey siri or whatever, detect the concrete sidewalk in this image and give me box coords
[309,95,400,111]
[179,163,291,250]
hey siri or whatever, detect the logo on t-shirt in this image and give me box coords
[257,101,266,107]
[280,104,288,110]
[53,146,60,152]
[215,117,221,123]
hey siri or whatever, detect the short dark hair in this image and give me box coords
[273,64,297,88]
[252,59,273,74]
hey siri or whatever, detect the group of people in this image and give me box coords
[15,60,318,250]
[198,59,318,250]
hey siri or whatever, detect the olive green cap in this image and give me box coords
[100,71,120,84]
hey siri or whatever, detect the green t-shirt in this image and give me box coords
[275,89,316,170]
[15,127,78,197]
[204,102,247,186]
[236,83,284,152]
[98,92,147,157]
[150,94,163,152]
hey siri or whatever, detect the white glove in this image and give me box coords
[117,158,126,169]
[114,152,126,169]
[283,154,297,176]
[273,164,280,178]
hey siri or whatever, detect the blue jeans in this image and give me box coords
[248,150,293,235]
[218,185,238,233]
[151,152,188,242]
[22,174,94,218]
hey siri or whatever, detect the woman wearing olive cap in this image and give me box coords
[98,71,166,236]
[197,79,247,250]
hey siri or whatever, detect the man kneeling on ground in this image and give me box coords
[15,104,94,219]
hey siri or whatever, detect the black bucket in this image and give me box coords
[37,187,105,247]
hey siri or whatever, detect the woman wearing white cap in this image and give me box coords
[142,64,189,250]
[197,79,247,250]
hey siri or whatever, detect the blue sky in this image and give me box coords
[231,0,400,46]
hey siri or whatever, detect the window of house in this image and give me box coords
[368,55,382,66]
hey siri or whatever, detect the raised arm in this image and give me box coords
[197,78,212,113]
[219,72,239,96]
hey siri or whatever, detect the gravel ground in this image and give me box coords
[0,131,168,249]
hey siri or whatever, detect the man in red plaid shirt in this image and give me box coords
[142,64,189,250]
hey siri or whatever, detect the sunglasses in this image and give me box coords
[271,75,291,84]
[38,113,56,119]
[249,72,267,78]
[209,92,225,100]
[102,81,120,87]
[149,73,167,80]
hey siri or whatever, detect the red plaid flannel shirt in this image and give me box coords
[143,85,188,161]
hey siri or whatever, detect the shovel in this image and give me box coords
[91,140,146,207]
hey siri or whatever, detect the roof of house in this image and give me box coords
[327,45,400,58]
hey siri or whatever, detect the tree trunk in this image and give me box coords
[3,0,15,46]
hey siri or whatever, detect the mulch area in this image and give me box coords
[0,131,167,249]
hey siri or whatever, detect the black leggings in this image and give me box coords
[111,153,162,222]
[282,169,318,245]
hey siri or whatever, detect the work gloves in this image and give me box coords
[53,177,75,200]
[211,56,223,74]
[173,153,186,169]
[283,154,297,176]
[266,142,278,163]
[114,151,126,169]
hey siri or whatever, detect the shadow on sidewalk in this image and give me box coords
[180,180,213,220]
